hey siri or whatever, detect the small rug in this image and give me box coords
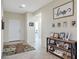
[3,44,35,56]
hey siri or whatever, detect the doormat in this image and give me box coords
[3,44,35,56]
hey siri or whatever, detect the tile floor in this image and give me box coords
[2,47,60,59]
[2,33,60,59]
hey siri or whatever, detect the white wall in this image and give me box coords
[3,11,26,42]
[26,0,77,48]
[26,12,42,47]
[26,13,35,47]
[1,3,4,54]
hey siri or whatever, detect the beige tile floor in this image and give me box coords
[2,33,60,59]
[2,45,60,59]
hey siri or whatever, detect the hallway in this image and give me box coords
[2,30,77,59]
[2,30,59,59]
[2,0,77,59]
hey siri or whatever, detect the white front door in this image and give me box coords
[8,20,21,41]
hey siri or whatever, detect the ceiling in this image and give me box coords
[2,0,53,13]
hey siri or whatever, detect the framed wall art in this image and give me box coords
[59,32,65,39]
[65,33,71,40]
[29,22,34,27]
[71,21,76,27]
[52,23,55,27]
[1,19,4,30]
[57,23,61,27]
[53,0,74,19]
[63,22,67,27]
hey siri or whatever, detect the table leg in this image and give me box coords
[71,44,74,59]
[47,38,48,52]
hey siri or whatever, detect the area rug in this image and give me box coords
[3,44,35,56]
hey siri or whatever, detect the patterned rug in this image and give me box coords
[3,43,35,56]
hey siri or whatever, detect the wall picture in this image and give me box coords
[52,23,55,27]
[1,19,4,30]
[29,22,34,26]
[72,21,76,27]
[57,23,61,27]
[53,1,74,19]
[63,22,67,27]
[59,32,65,39]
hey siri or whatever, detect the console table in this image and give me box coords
[46,36,77,59]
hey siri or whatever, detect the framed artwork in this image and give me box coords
[53,33,59,39]
[71,21,76,27]
[59,32,65,39]
[65,33,71,40]
[1,19,4,30]
[64,43,69,49]
[29,22,34,26]
[52,23,55,27]
[57,23,61,27]
[53,1,74,19]
[63,22,67,27]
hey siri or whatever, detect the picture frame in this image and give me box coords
[53,33,59,39]
[52,23,55,27]
[59,32,65,39]
[29,22,34,26]
[1,19,4,30]
[53,0,74,19]
[63,22,67,27]
[65,33,71,40]
[71,21,76,27]
[64,43,69,49]
[57,23,61,27]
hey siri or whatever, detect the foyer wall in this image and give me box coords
[27,0,77,48]
[1,4,4,53]
[3,11,26,42]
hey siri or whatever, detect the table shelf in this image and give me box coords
[46,37,77,59]
[48,44,71,53]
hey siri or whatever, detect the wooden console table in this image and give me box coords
[46,37,77,59]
